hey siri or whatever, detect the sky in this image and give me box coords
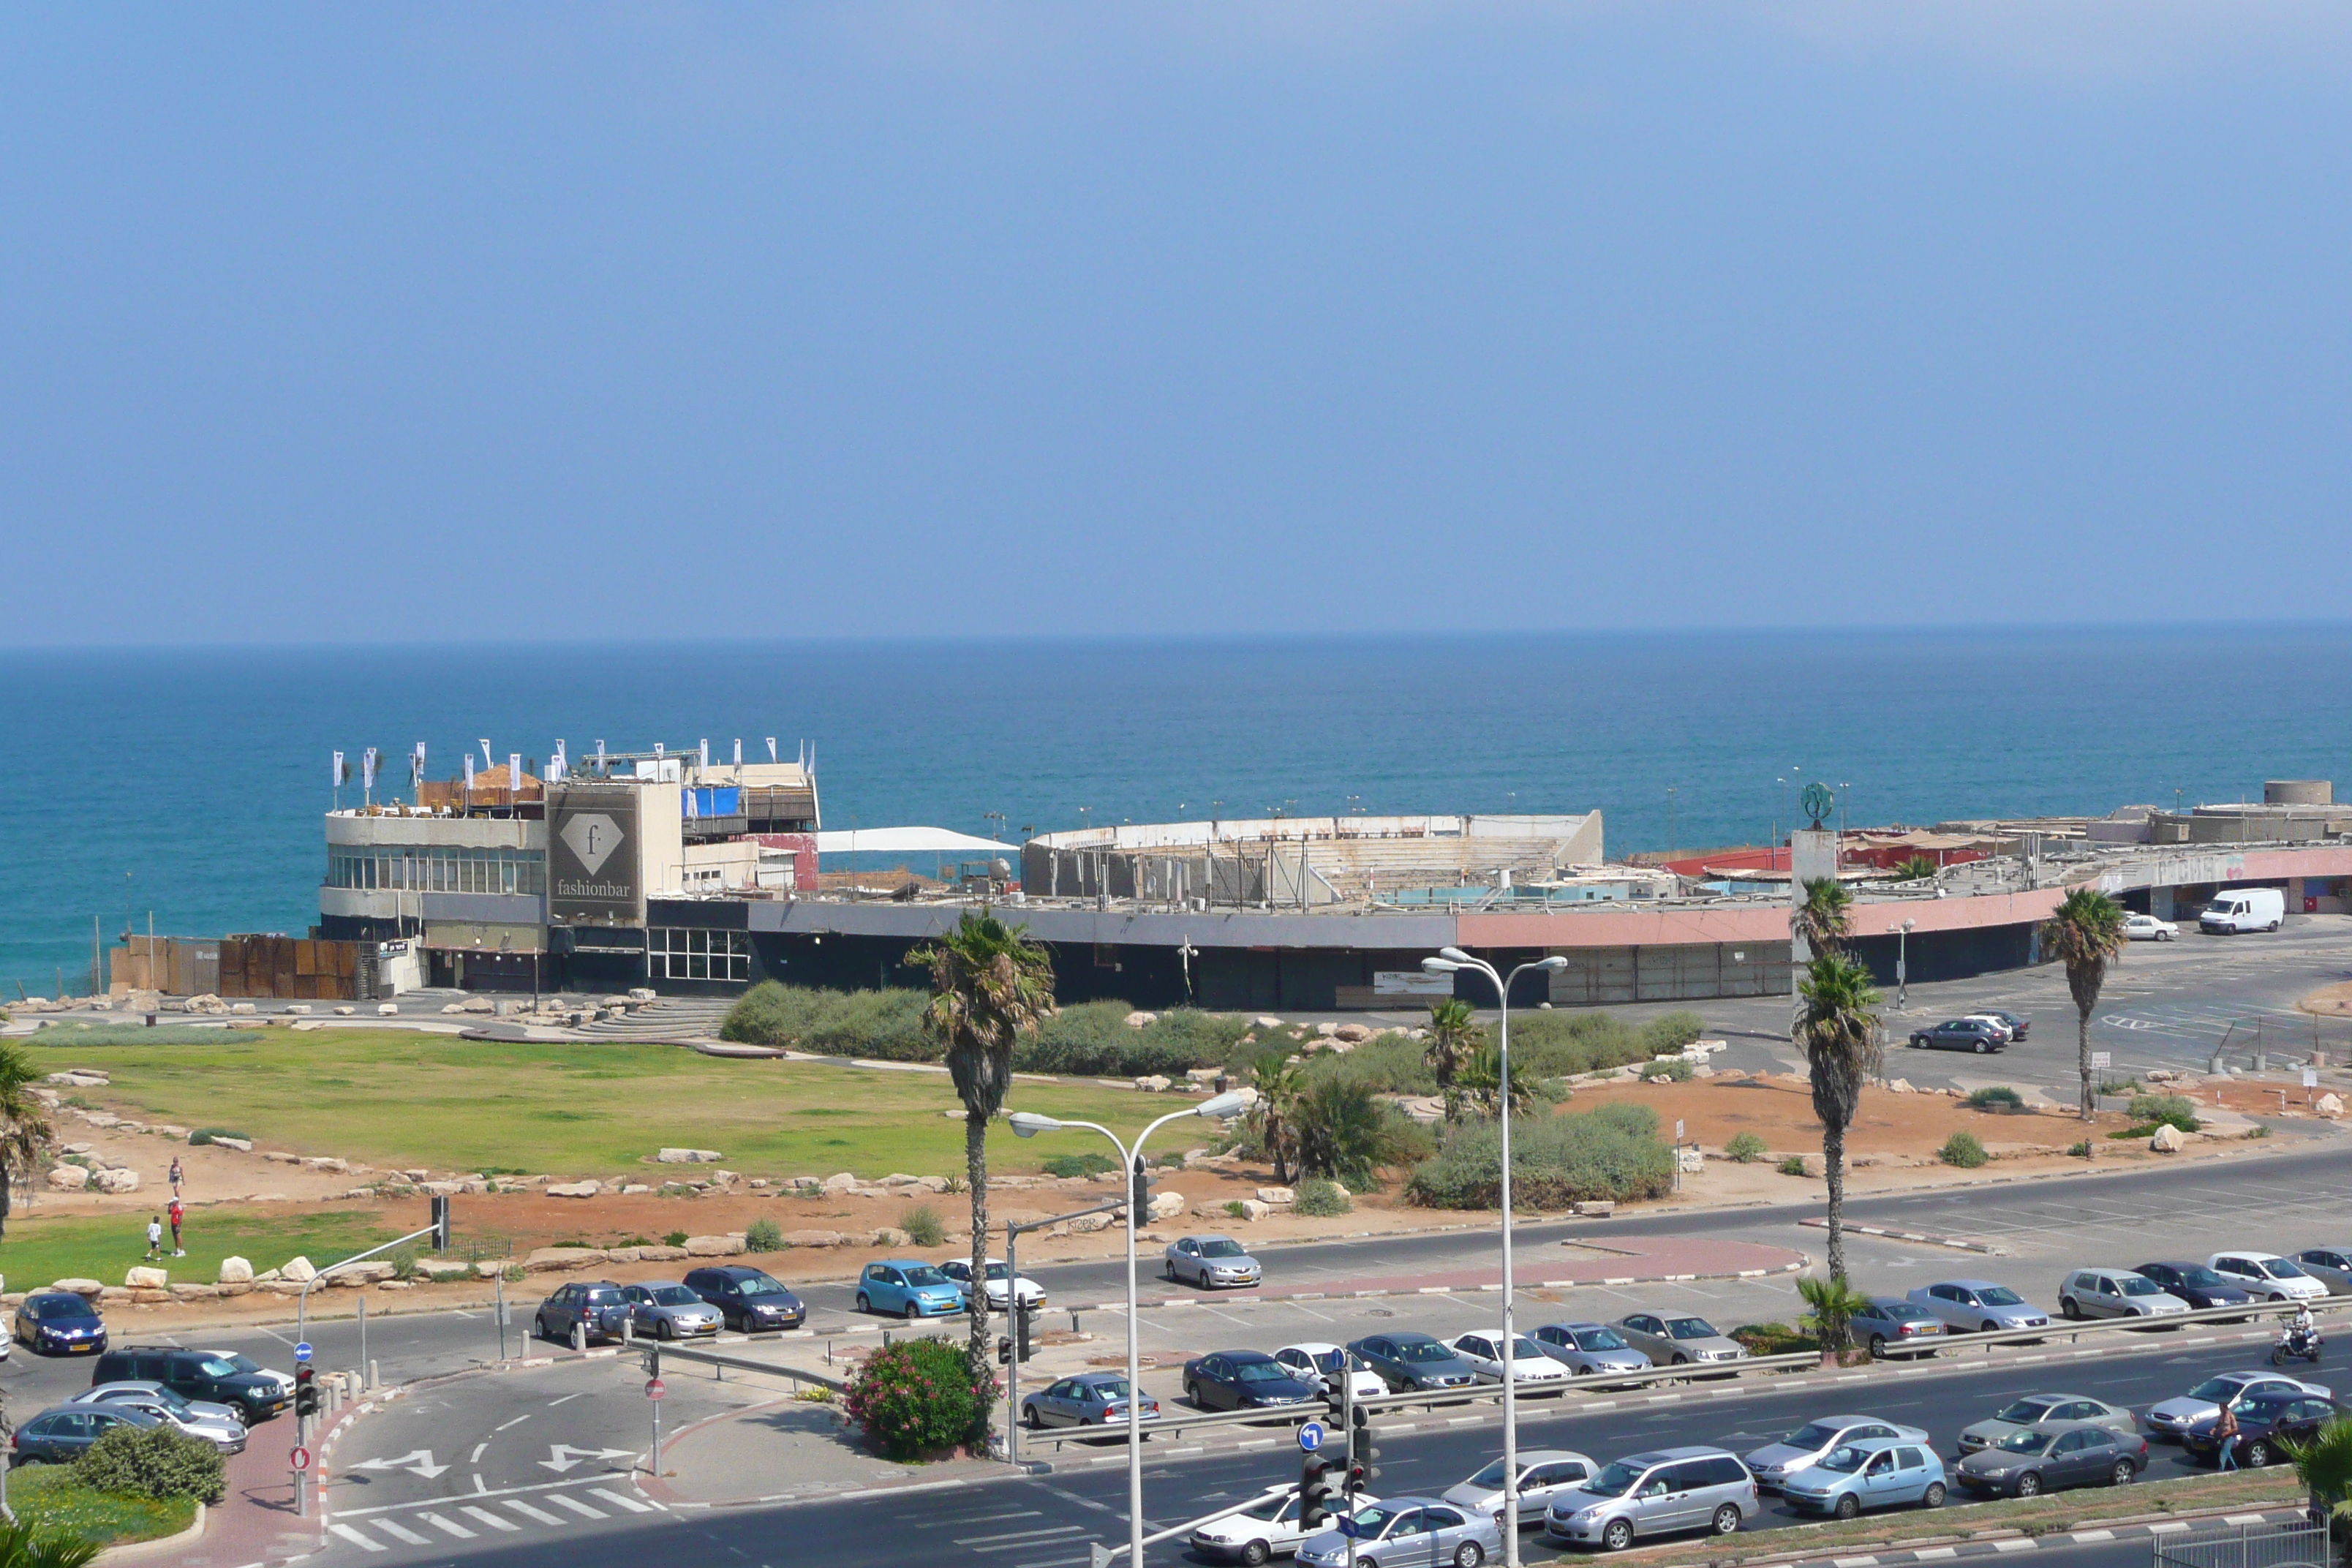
[4,3,2351,644]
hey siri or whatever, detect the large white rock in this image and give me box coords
[1123,1011,1158,1029]
[820,1171,859,1194]
[544,1181,601,1198]
[280,1256,318,1283]
[184,994,230,1015]
[1134,1075,1172,1093]
[46,1164,89,1191]
[682,1234,746,1256]
[1147,1191,1186,1221]
[1256,1186,1297,1206]
[2150,1122,2188,1153]
[2318,1093,2345,1119]
[415,1257,476,1282]
[94,1168,140,1194]
[50,1278,103,1297]
[524,1247,606,1273]
[656,1148,724,1164]
[217,1256,254,1284]
[124,1266,169,1289]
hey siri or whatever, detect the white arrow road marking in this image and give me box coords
[353,1449,448,1478]
[539,1443,634,1473]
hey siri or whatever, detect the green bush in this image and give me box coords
[72,1424,225,1504]
[387,1248,417,1281]
[1404,1104,1673,1210]
[1778,1155,1808,1176]
[1637,1012,1708,1055]
[663,1230,688,1246]
[2067,1139,2093,1158]
[745,1218,785,1253]
[1724,1132,1768,1164]
[1730,1322,1817,1356]
[1940,1131,1989,1168]
[1041,1153,1117,1180]
[1014,1003,1248,1077]
[1637,1058,1693,1082]
[187,1128,250,1146]
[2127,1093,2201,1133]
[842,1336,995,1458]
[720,982,935,1060]
[1496,1011,1665,1079]
[1293,1177,1352,1217]
[1293,1078,1433,1183]
[900,1205,946,1248]
[1965,1086,2024,1110]
[1224,1199,1248,1218]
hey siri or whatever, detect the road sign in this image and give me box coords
[1337,1518,1361,1539]
[290,1447,312,1472]
[646,1377,666,1401]
[2090,1052,2111,1069]
[1297,1421,1324,1452]
[1675,1119,1685,1142]
[2305,1068,2321,1089]
[294,1342,313,1363]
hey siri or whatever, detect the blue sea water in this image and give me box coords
[4,626,2350,995]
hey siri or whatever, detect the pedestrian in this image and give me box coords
[2215,1400,2240,1471]
[168,1156,183,1196]
[167,1196,185,1257]
[144,1215,163,1261]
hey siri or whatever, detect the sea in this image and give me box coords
[5,625,2350,997]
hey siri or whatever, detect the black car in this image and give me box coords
[682,1266,806,1332]
[94,1346,293,1422]
[10,1403,159,1466]
[535,1281,632,1344]
[1954,1422,2146,1498]
[1907,1019,2007,1054]
[1974,1010,2030,1041]
[2133,1262,2257,1313]
[12,1293,107,1357]
[2185,1394,2347,1469]
[1181,1351,1319,1411]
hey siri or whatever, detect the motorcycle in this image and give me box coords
[2271,1325,2323,1367]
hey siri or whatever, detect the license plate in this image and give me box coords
[69,1343,96,1353]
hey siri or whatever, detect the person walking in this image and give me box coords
[167,1196,185,1257]
[168,1156,183,1196]
[144,1215,163,1262]
[2213,1399,2240,1471]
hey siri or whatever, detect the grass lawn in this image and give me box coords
[26,1029,1225,1179]
[0,1208,402,1294]
[4,1463,197,1547]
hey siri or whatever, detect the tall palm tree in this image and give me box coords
[0,1043,54,1242]
[2042,887,2127,1121]
[2284,1417,2352,1563]
[906,913,1057,1378]
[1793,875,1854,961]
[1795,950,1882,1286]
[1249,1060,1305,1184]
[1422,999,1485,1123]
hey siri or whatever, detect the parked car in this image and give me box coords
[1959,1392,2137,1454]
[1442,1333,1572,1388]
[1610,1313,1747,1368]
[1907,1019,2008,1054]
[2058,1268,2192,1322]
[2208,1251,2330,1303]
[1539,1447,1760,1552]
[1297,1498,1504,1568]
[1850,1299,1945,1359]
[1166,1235,1263,1289]
[2182,1393,2348,1468]
[1349,1333,1480,1393]
[2143,1371,2332,1441]
[684,1264,807,1330]
[8,1403,159,1466]
[535,1280,630,1343]
[1955,1422,2146,1498]
[2123,913,2178,942]
[1442,1449,1598,1528]
[1273,1343,1386,1402]
[619,1281,723,1340]
[2201,888,2285,935]
[94,1346,291,1422]
[1192,1482,1379,1565]
[2131,1262,2256,1313]
[12,1292,106,1357]
[1967,1010,2030,1041]
[1782,1439,1947,1518]
[1743,1415,1929,1492]
[1907,1281,2051,1334]
[69,1383,246,1452]
[941,1257,1046,1312]
[1184,1350,1321,1411]
[1021,1371,1161,1431]
[1531,1322,1653,1379]
[853,1259,965,1320]
[2290,1247,2352,1296]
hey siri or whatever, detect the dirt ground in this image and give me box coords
[2299,980,2352,1017]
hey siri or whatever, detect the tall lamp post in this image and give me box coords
[1895,919,1915,1009]
[1010,1092,1252,1568]
[1420,947,1566,1568]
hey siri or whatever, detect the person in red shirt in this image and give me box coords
[167,1197,185,1258]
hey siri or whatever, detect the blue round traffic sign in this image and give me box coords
[1298,1421,1325,1452]
[294,1342,313,1363]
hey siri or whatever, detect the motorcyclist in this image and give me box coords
[2288,1302,2315,1351]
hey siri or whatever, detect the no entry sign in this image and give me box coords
[645,1378,666,1401]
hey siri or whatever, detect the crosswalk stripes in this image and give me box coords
[418,1512,476,1539]
[504,1499,567,1526]
[371,1518,433,1545]
[328,1523,387,1553]
[332,1482,667,1552]
[459,1504,522,1532]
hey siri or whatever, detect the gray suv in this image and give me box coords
[1542,1447,1759,1553]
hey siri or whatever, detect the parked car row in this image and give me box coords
[537,1265,808,1343]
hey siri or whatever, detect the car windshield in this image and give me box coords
[2257,1259,2308,1279]
[1583,1461,1647,1499]
[1307,1349,1345,1372]
[1784,1422,1844,1449]
[1234,1361,1292,1383]
[1994,1400,2056,1424]
[583,1288,622,1303]
[1572,1328,1629,1352]
[984,1264,1011,1281]
[2189,1378,2249,1402]
[1994,1431,2054,1455]
[650,1286,700,1305]
[40,1297,97,1319]
[1350,1507,1398,1536]
[1817,1445,1870,1474]
[214,1353,263,1374]
[1239,1494,1287,1523]
[143,1387,192,1413]
[1665,1317,1719,1340]
[1877,1302,1933,1320]
[1975,1287,2026,1307]
[1395,1340,1454,1363]
[2119,1278,2165,1297]
[1199,1240,1248,1259]
[736,1275,790,1297]
[195,1356,241,1378]
[1469,1458,1512,1488]
[2237,1398,2290,1424]
[902,1266,950,1287]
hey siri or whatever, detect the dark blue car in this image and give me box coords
[1182,1351,1320,1411]
[10,1403,158,1465]
[12,1292,108,1357]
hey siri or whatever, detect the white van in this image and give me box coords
[2199,887,2285,934]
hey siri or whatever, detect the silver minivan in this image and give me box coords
[1542,1447,1759,1553]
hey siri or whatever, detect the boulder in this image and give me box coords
[328,1261,399,1286]
[1572,1199,1616,1218]
[377,1003,399,1016]
[1315,1021,1340,1036]
[208,1136,253,1153]
[2318,1093,2345,1120]
[1147,1191,1186,1221]
[1676,1145,1705,1174]
[122,989,162,1013]
[130,1289,173,1305]
[621,1183,652,1195]
[280,1256,319,1283]
[124,1266,169,1289]
[783,1230,846,1248]
[170,1284,221,1301]
[2150,1122,2189,1153]
[472,1262,508,1280]
[184,994,230,1015]
[1885,1078,1916,1093]
[656,1148,724,1164]
[217,1256,254,1284]
[302,1157,350,1173]
[878,1172,924,1186]
[1123,1011,1158,1029]
[544,1181,601,1198]
[50,1278,103,1297]
[682,1235,747,1257]
[1256,1186,1296,1206]
[333,1006,357,1017]
[1253,1016,1285,1030]
[820,1171,859,1194]
[46,1165,88,1191]
[1066,1213,1115,1234]
[524,1247,607,1273]
[413,1256,474,1282]
[1333,1024,1373,1044]
[229,1002,257,1015]
[870,1227,911,1248]
[1185,1068,1222,1085]
[1234,1199,1273,1222]
[1134,1075,1172,1093]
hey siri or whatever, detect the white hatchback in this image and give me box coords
[1274,1343,1387,1402]
[2123,914,2179,941]
[2209,1251,2329,1303]
[1443,1332,1572,1387]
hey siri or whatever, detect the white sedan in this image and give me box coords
[1274,1342,1387,1402]
[1442,1332,1572,1387]
[2124,914,2179,942]
[1188,1484,1382,1566]
[941,1258,1046,1311]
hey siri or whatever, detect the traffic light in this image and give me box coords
[430,1195,451,1252]
[294,1365,320,1420]
[1346,1403,1379,1492]
[995,1308,1034,1365]
[1129,1156,1151,1217]
[1300,1455,1338,1529]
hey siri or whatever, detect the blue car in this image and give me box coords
[1782,1438,1949,1519]
[855,1260,966,1319]
[12,1293,108,1357]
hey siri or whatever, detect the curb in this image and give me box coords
[93,1501,206,1563]
[1799,1220,1995,1254]
[1689,1502,2308,1568]
[1048,1257,1811,1316]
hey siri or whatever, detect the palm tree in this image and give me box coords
[1795,1273,1874,1366]
[1793,875,1854,961]
[1249,1060,1305,1184]
[2042,886,2127,1121]
[0,1043,53,1242]
[1891,855,1939,883]
[905,913,1057,1379]
[1422,999,1485,1123]
[1455,1042,1534,1122]
[2283,1417,2352,1563]
[1795,950,1882,1286]
[0,1515,102,1568]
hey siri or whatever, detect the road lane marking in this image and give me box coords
[419,1512,477,1538]
[327,1524,388,1552]
[470,1442,489,1463]
[2070,1530,2115,1542]
[461,1506,522,1531]
[495,1414,532,1431]
[547,1493,608,1519]
[1991,1539,2036,1552]
[370,1519,431,1545]
[505,1499,567,1525]
[957,1526,1088,1547]
[591,1488,657,1512]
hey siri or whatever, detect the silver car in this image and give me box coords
[69,1383,246,1453]
[2057,1268,2190,1322]
[621,1281,723,1340]
[1611,1313,1748,1367]
[2291,1248,2352,1296]
[1743,1414,1929,1493]
[1957,1392,2137,1454]
[1542,1447,1760,1552]
[1442,1448,1597,1528]
[1907,1280,2051,1334]
[1166,1235,1263,1289]
[1191,1484,1382,1565]
[1020,1371,1162,1430]
[2143,1371,2331,1442]
[1531,1322,1652,1379]
[1297,1496,1504,1568]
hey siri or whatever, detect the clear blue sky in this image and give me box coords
[6,5,2348,644]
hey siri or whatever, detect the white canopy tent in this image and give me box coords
[813,827,1018,856]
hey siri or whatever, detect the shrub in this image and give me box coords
[188,1128,249,1146]
[388,1248,417,1281]
[2067,1139,2093,1158]
[720,982,935,1061]
[1404,1104,1673,1210]
[1637,1011,1707,1055]
[1637,1058,1692,1082]
[663,1230,688,1247]
[1014,1003,1245,1078]
[901,1205,946,1248]
[2097,1078,2141,1096]
[1777,1156,1808,1176]
[745,1218,785,1254]
[72,1423,225,1504]
[1730,1322,1817,1356]
[1294,1078,1431,1183]
[842,1336,995,1459]
[2128,1093,2201,1133]
[1724,1132,1769,1164]
[1940,1131,1988,1168]
[1293,1177,1352,1217]
[1224,1199,1248,1218]
[1499,1011,1661,1079]
[1041,1153,1116,1180]
[1965,1086,2024,1111]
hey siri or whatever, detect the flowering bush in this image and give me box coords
[842,1338,996,1459]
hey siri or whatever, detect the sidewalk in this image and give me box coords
[183,1385,395,1565]
[639,1395,1003,1509]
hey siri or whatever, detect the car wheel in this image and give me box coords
[2244,1441,2271,1468]
[1980,1322,1999,1334]
[1164,1260,1177,1282]
[1923,1482,1947,1509]
[902,1300,919,1322]
[1602,1519,1635,1553]
[534,1314,550,1340]
[1972,1039,1991,1054]
[1711,1504,1742,1536]
[1243,1542,1272,1568]
[1672,1354,1689,1365]
[2111,1458,2136,1485]
[1833,1493,1861,1520]
[2060,1298,2080,1320]
[2015,1472,2042,1498]
[1453,1544,1483,1568]
[657,1317,676,1341]
[1183,1379,1199,1406]
[1869,1335,1889,1357]
[855,1292,871,1315]
[1023,1406,1043,1430]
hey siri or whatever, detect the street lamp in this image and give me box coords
[1895,919,1915,1009]
[1420,947,1566,1568]
[1010,1090,1252,1568]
